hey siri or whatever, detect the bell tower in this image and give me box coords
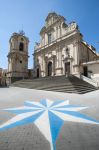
[7,31,29,83]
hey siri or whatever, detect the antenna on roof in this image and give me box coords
[19,24,25,35]
[19,30,25,36]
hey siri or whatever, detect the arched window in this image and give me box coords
[65,47,70,57]
[19,42,24,51]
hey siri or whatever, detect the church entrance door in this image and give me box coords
[83,66,88,77]
[65,62,70,75]
[37,68,39,78]
[48,62,52,76]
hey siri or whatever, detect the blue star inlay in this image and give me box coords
[0,99,99,150]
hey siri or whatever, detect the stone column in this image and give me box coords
[52,55,56,76]
[44,56,48,76]
[73,41,80,75]
[55,46,63,75]
[45,33,48,45]
[41,53,46,77]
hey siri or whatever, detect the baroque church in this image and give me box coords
[7,12,99,83]
[33,12,98,78]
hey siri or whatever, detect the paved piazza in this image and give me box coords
[0,87,99,150]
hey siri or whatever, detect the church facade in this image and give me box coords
[33,12,98,78]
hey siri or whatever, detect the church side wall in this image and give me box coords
[79,43,96,63]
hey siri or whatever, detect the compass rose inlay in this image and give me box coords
[0,99,99,150]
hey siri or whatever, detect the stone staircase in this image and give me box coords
[11,75,98,94]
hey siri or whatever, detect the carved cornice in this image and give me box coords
[7,51,29,58]
[63,56,74,62]
[35,30,79,52]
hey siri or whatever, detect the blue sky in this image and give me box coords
[0,0,99,69]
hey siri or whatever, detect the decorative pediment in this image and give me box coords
[45,12,65,27]
[40,12,66,35]
[45,12,58,21]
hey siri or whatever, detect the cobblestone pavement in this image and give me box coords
[0,87,99,150]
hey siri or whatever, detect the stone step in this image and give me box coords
[36,85,96,91]
[11,75,98,94]
[42,88,94,94]
[13,81,96,90]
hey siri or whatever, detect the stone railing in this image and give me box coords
[74,74,99,87]
[80,75,99,87]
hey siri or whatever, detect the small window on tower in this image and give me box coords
[21,38,24,41]
[19,42,24,51]
[20,60,22,64]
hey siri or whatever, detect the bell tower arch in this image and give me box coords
[7,31,29,83]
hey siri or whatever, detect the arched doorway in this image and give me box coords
[48,62,52,76]
[37,68,39,78]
